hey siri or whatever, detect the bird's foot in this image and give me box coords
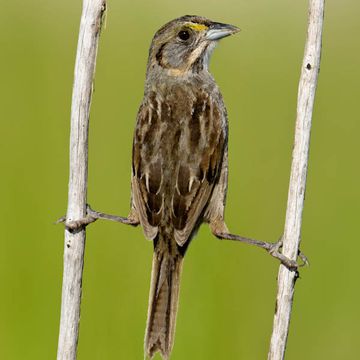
[55,204,139,231]
[216,232,308,271]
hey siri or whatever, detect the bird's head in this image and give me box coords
[147,15,240,77]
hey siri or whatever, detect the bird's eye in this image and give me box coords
[178,30,190,41]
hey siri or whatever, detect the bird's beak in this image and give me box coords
[205,22,240,41]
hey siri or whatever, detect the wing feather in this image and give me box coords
[132,86,226,246]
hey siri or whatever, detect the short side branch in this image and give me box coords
[267,1,325,359]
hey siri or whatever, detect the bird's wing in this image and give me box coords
[132,88,226,246]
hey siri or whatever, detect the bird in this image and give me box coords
[59,13,305,360]
[128,15,240,359]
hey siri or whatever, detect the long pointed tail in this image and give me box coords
[144,248,183,359]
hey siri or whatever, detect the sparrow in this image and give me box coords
[130,15,239,359]
[61,13,306,360]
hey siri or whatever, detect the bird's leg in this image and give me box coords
[209,220,308,270]
[56,204,139,231]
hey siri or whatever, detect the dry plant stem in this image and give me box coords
[268,1,324,359]
[57,1,106,360]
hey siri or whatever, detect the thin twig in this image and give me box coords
[267,1,324,359]
[57,1,106,360]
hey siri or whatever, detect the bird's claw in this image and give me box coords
[55,204,98,231]
[268,238,309,271]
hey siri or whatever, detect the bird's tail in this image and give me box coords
[144,244,184,360]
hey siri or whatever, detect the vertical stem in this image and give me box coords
[57,1,106,359]
[268,1,324,359]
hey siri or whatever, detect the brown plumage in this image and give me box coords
[130,15,240,359]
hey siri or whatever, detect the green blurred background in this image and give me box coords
[1,0,359,359]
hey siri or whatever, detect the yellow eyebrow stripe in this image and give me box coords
[187,23,208,31]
